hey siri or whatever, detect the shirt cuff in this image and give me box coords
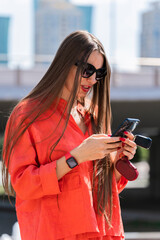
[40,161,61,195]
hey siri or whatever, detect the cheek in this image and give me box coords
[65,79,73,92]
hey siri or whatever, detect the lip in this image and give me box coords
[81,85,91,93]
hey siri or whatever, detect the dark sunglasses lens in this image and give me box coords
[96,69,106,80]
[82,64,95,78]
[80,62,107,80]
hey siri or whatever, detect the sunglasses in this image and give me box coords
[75,61,107,81]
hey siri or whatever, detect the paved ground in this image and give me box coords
[125,232,160,240]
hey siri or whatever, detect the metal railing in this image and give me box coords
[0,55,160,87]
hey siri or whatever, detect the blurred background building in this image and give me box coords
[34,0,92,58]
[0,16,10,65]
[140,1,160,58]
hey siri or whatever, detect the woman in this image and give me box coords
[2,30,137,240]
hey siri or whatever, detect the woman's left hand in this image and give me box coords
[119,131,137,161]
[111,131,137,164]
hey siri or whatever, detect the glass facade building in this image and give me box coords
[77,6,92,33]
[34,0,92,59]
[0,16,10,64]
[140,1,160,58]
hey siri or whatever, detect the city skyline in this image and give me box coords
[0,0,158,69]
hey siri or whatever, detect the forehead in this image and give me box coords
[87,50,104,68]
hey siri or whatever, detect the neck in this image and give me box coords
[61,86,70,102]
[61,87,85,108]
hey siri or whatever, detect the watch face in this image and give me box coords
[66,157,78,169]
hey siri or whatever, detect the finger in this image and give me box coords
[106,142,122,149]
[123,144,137,155]
[123,131,134,141]
[91,136,120,144]
[92,134,108,138]
[120,137,137,148]
[123,150,134,160]
[104,137,121,144]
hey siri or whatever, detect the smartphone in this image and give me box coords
[112,118,140,181]
[112,118,140,137]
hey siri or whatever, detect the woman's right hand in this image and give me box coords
[71,134,121,164]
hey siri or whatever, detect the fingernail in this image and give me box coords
[108,134,112,137]
[117,147,121,150]
[120,137,126,142]
[122,142,125,147]
[124,131,128,135]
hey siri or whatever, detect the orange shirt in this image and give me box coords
[4,98,127,240]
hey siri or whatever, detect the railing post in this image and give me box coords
[111,66,117,87]
[15,66,21,86]
[154,67,159,86]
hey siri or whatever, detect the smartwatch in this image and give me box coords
[65,152,78,169]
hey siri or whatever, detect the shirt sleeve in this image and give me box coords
[5,115,61,200]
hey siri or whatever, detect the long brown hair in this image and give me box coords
[2,30,113,223]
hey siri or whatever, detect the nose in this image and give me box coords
[87,73,97,84]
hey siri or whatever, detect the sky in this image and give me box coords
[0,0,157,69]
